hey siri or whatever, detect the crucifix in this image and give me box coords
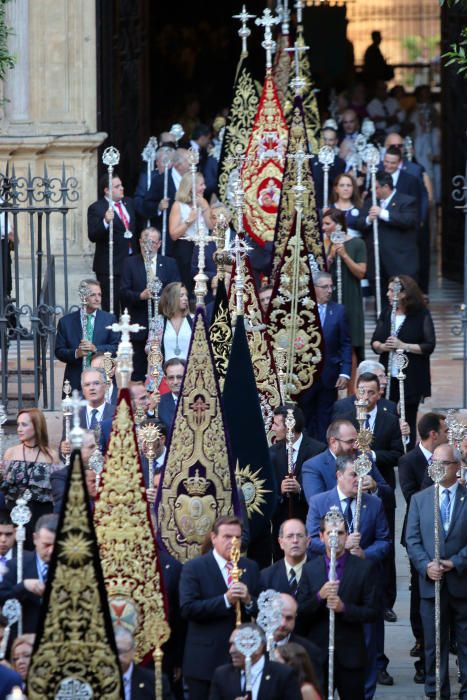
[255,8,281,71]
[107,309,146,388]
[285,41,309,96]
[102,145,121,315]
[233,5,256,58]
[229,233,252,318]
[288,148,312,214]
[187,220,214,309]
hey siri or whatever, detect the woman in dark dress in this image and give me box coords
[371,275,436,449]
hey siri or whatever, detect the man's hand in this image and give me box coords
[77,340,96,358]
[335,376,349,390]
[24,579,45,596]
[226,582,251,605]
[399,419,410,437]
[349,546,365,559]
[318,580,339,600]
[327,594,345,613]
[440,559,454,572]
[146,487,157,505]
[361,475,376,492]
[139,288,151,301]
[426,561,444,581]
[280,476,301,495]
[368,205,382,221]
[345,532,361,550]
[158,198,169,212]
[104,208,114,223]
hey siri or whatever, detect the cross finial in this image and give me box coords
[285,42,309,95]
[186,224,215,308]
[107,309,146,388]
[69,389,87,449]
[280,0,290,35]
[288,149,312,211]
[255,9,280,70]
[233,5,256,57]
[102,145,120,171]
[229,234,252,317]
[233,176,246,235]
[141,136,158,166]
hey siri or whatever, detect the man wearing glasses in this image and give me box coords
[406,443,467,700]
[298,271,352,443]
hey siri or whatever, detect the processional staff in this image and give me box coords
[139,423,162,489]
[107,309,146,389]
[230,536,244,627]
[363,143,383,318]
[61,380,73,467]
[102,146,121,315]
[234,626,263,696]
[229,179,252,319]
[78,280,93,372]
[141,137,158,193]
[318,146,335,210]
[427,458,447,700]
[0,599,21,659]
[160,147,174,257]
[330,223,346,305]
[285,40,309,96]
[285,407,297,517]
[257,589,283,660]
[385,276,402,399]
[324,505,345,700]
[255,8,280,72]
[355,385,369,434]
[233,5,256,59]
[10,491,32,636]
[394,349,409,453]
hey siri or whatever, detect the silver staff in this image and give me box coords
[285,40,309,96]
[353,453,372,533]
[141,136,158,191]
[257,590,283,660]
[318,145,335,210]
[10,491,32,635]
[355,385,369,434]
[386,276,402,399]
[330,224,346,304]
[78,280,93,373]
[235,626,263,694]
[285,408,296,517]
[395,349,410,453]
[0,402,7,463]
[233,5,256,59]
[255,8,280,71]
[325,505,345,700]
[102,146,121,315]
[88,447,104,492]
[159,147,174,256]
[61,380,73,467]
[428,459,447,700]
[169,123,184,147]
[188,147,199,213]
[445,409,459,447]
[0,599,21,659]
[363,144,382,318]
[107,309,146,389]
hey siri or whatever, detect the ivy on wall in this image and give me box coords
[440,0,467,76]
[0,0,15,89]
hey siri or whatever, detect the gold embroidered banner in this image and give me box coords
[27,451,122,700]
[272,95,325,279]
[268,213,324,399]
[155,310,239,563]
[209,279,232,390]
[284,34,321,154]
[94,390,170,663]
[273,33,292,108]
[241,73,288,246]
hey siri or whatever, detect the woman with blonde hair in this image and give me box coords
[10,633,35,681]
[1,408,60,546]
[169,171,213,296]
[158,281,193,362]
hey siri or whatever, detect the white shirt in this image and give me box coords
[292,434,303,466]
[122,662,134,700]
[365,406,378,432]
[103,197,131,229]
[419,442,433,463]
[163,317,192,361]
[172,168,182,192]
[86,402,106,428]
[285,555,307,584]
[212,548,232,609]
[241,655,265,700]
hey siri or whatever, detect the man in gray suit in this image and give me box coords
[406,443,467,700]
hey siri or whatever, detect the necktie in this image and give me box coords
[441,489,451,530]
[114,202,133,253]
[89,408,98,430]
[288,568,298,596]
[85,313,93,367]
[365,413,371,430]
[319,304,326,326]
[41,562,48,582]
[226,561,233,587]
[344,497,354,532]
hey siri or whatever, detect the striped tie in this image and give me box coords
[289,568,298,596]
[41,562,49,582]
[226,561,233,587]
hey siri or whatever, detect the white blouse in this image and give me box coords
[163,316,192,360]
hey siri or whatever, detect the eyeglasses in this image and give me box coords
[335,438,357,445]
[82,381,104,388]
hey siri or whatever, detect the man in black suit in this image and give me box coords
[87,173,138,312]
[51,430,98,514]
[299,516,379,700]
[120,227,180,380]
[399,412,448,666]
[341,371,403,628]
[179,515,260,700]
[311,124,346,209]
[143,148,190,237]
[359,172,419,295]
[158,358,186,433]
[209,622,302,700]
[0,514,58,633]
[0,511,16,583]
[383,145,422,218]
[269,406,325,559]
[260,519,309,606]
[55,279,120,392]
[332,359,397,419]
[115,627,173,700]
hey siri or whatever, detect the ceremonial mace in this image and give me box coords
[147,339,163,419]
[428,459,447,700]
[355,385,369,434]
[78,279,92,372]
[11,491,32,635]
[102,351,115,404]
[285,408,297,517]
[330,223,346,305]
[394,349,409,453]
[234,626,263,696]
[141,136,158,227]
[325,505,345,700]
[386,276,402,399]
[139,423,162,489]
[160,147,174,257]
[233,5,256,59]
[212,212,232,279]
[257,589,283,660]
[61,380,73,467]
[363,144,383,318]
[102,146,121,315]
[0,599,21,659]
[230,536,244,627]
[318,145,335,210]
[353,453,372,533]
[107,309,145,389]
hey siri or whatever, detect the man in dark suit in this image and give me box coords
[143,148,190,233]
[51,430,99,514]
[55,279,120,392]
[298,271,352,442]
[399,412,448,666]
[179,515,260,700]
[87,173,138,312]
[331,359,397,419]
[311,124,346,209]
[299,514,379,700]
[209,622,302,700]
[302,418,393,507]
[406,443,467,700]
[0,514,58,634]
[359,172,419,295]
[158,358,186,434]
[259,519,309,602]
[269,405,325,558]
[120,227,180,380]
[0,510,16,583]
[115,627,173,700]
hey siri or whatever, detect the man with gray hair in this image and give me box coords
[331,359,397,420]
[142,148,190,235]
[298,271,352,442]
[115,627,173,699]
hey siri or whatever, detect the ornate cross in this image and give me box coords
[107,310,146,388]
[233,5,256,57]
[255,8,281,70]
[285,41,309,95]
[229,234,252,317]
[288,148,312,211]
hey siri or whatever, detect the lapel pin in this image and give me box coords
[265,675,271,680]
[139,683,145,688]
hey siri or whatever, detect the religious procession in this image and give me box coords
[0,1,465,699]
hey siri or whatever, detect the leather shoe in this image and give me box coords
[377,670,394,686]
[449,640,458,655]
[410,640,424,657]
[384,608,398,623]
[414,660,425,684]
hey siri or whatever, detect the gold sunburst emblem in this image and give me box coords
[235,462,271,517]
[60,533,92,566]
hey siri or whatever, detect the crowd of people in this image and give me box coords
[0,22,463,700]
